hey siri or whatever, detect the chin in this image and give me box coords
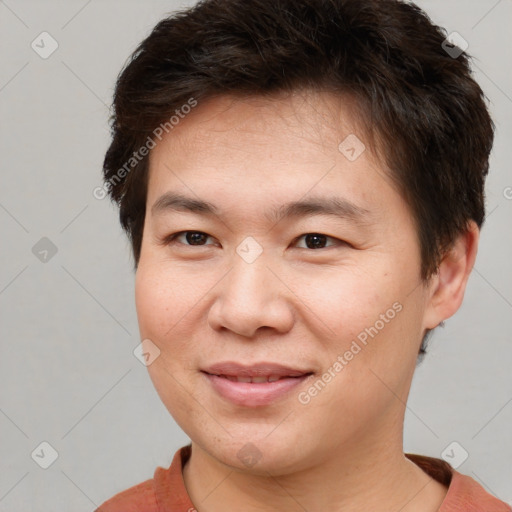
[195,433,314,476]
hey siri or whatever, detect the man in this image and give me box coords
[97,0,510,509]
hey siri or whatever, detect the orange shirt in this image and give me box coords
[96,445,511,511]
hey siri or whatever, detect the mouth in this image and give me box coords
[201,362,314,407]
[209,374,303,383]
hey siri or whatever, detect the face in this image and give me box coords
[135,91,432,475]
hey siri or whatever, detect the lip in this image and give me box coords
[201,361,313,407]
[203,361,311,378]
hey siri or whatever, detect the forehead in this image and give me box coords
[153,90,368,159]
[146,91,399,221]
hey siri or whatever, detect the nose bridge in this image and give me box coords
[221,239,276,318]
[208,245,294,337]
[225,234,275,304]
[228,251,271,304]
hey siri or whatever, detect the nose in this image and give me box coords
[207,255,295,338]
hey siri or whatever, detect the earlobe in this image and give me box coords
[423,221,480,330]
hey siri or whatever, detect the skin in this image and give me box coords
[135,90,479,511]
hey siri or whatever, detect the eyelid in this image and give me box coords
[292,233,347,249]
[162,231,348,251]
[163,230,218,246]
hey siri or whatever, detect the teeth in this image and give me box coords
[219,375,285,383]
[251,376,268,383]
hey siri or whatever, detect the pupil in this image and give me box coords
[306,234,326,249]
[187,232,206,245]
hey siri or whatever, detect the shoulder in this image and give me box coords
[405,453,511,512]
[94,445,192,512]
[94,478,158,512]
[444,471,511,512]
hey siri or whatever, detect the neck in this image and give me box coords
[182,425,447,512]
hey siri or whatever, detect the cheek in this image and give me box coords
[134,262,201,418]
[290,264,392,343]
[135,260,199,340]
[135,267,171,339]
[297,266,422,403]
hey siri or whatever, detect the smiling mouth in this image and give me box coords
[204,373,312,383]
[201,368,313,408]
[201,362,314,407]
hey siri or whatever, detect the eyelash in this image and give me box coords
[162,231,347,250]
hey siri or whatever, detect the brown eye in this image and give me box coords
[184,231,209,245]
[165,231,215,246]
[295,233,338,249]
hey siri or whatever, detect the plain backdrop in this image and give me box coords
[0,1,511,510]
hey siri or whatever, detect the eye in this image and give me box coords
[162,231,347,250]
[293,233,344,249]
[164,231,217,246]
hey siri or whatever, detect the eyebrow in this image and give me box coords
[151,192,372,225]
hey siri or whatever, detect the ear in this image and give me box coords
[423,221,480,330]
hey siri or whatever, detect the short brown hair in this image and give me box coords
[103,0,494,282]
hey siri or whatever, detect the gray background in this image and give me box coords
[0,0,511,510]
